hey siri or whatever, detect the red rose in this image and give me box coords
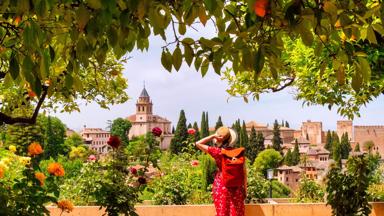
[187,128,196,135]
[107,136,121,149]
[138,176,147,185]
[152,127,162,137]
[254,0,269,17]
[130,167,137,175]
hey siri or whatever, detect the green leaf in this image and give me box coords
[372,24,384,36]
[108,26,119,47]
[161,50,172,72]
[36,0,48,18]
[198,6,208,26]
[172,46,182,71]
[336,63,345,85]
[366,26,377,44]
[178,23,186,35]
[65,73,74,89]
[183,44,194,66]
[323,1,338,16]
[87,0,103,9]
[357,57,371,82]
[352,62,362,92]
[49,46,55,62]
[182,38,195,45]
[194,57,202,71]
[204,0,217,13]
[253,47,265,75]
[200,58,209,77]
[22,56,34,84]
[9,54,19,80]
[40,50,50,79]
[77,5,90,30]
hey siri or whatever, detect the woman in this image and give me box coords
[195,126,246,216]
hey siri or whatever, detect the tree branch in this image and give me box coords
[270,76,296,92]
[0,85,49,125]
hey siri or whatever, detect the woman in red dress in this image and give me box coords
[195,127,246,216]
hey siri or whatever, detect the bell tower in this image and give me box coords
[136,85,153,122]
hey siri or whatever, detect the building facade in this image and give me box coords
[80,127,111,154]
[127,87,173,149]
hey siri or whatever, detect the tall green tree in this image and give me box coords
[324,130,333,154]
[332,133,342,167]
[215,116,223,130]
[192,122,200,142]
[205,112,212,145]
[272,120,282,154]
[354,143,361,152]
[246,126,259,164]
[170,110,188,154]
[240,121,248,147]
[340,133,352,159]
[64,133,85,148]
[200,111,208,139]
[172,126,175,134]
[42,115,66,159]
[256,131,265,154]
[291,139,300,166]
[187,123,192,129]
[110,118,132,148]
[285,121,290,128]
[284,149,293,166]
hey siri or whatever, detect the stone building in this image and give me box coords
[299,120,324,145]
[80,127,111,154]
[127,87,173,149]
[244,121,295,147]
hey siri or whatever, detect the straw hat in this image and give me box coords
[215,127,238,148]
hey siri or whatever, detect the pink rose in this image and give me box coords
[88,155,96,161]
[188,128,196,135]
[191,160,199,167]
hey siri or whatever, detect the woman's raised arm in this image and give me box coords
[195,134,217,153]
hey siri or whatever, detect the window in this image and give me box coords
[296,179,298,182]
[286,177,288,181]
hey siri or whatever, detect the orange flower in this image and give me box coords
[28,142,43,156]
[47,162,65,177]
[0,167,4,178]
[254,0,269,17]
[34,172,46,186]
[57,200,74,213]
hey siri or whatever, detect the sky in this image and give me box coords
[53,23,384,132]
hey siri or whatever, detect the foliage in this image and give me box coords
[200,153,216,191]
[253,149,282,175]
[215,116,223,130]
[271,120,282,154]
[125,133,161,168]
[68,146,89,161]
[245,166,269,203]
[170,110,188,154]
[354,143,361,152]
[93,142,142,216]
[246,126,260,164]
[239,120,248,147]
[332,133,341,167]
[40,115,67,159]
[192,122,200,142]
[326,154,380,216]
[5,121,44,155]
[110,118,132,148]
[325,130,333,154]
[340,132,352,159]
[64,133,85,148]
[284,149,293,166]
[295,176,325,203]
[0,145,63,215]
[363,140,375,153]
[291,140,300,166]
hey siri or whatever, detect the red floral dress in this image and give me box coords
[208,146,245,216]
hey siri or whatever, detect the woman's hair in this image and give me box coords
[216,127,231,148]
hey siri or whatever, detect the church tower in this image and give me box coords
[135,86,153,122]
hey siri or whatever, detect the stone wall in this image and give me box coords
[301,121,323,145]
[354,125,384,156]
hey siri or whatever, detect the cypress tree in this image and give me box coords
[247,126,258,164]
[285,121,290,128]
[284,149,293,166]
[240,121,248,147]
[332,133,342,167]
[340,133,352,159]
[205,112,209,132]
[187,123,192,129]
[200,111,207,139]
[281,120,284,127]
[170,110,188,154]
[291,139,300,165]
[272,119,282,154]
[172,126,175,134]
[215,116,223,130]
[193,122,200,142]
[256,131,265,153]
[324,130,333,154]
[354,143,361,152]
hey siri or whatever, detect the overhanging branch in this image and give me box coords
[0,85,48,125]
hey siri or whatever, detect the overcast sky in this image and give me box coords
[53,23,384,132]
